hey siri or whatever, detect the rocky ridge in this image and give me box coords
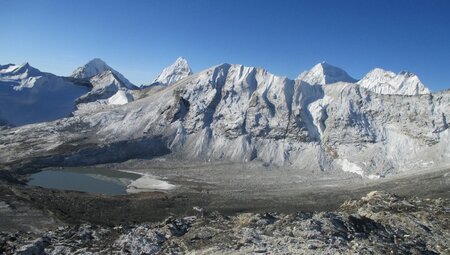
[1,191,448,254]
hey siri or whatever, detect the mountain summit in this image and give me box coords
[71,58,135,89]
[357,68,431,95]
[0,62,89,126]
[71,58,111,79]
[151,57,193,86]
[0,63,42,85]
[297,62,357,85]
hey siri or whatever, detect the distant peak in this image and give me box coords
[71,58,136,89]
[364,68,418,79]
[10,62,41,76]
[87,58,107,65]
[150,57,193,86]
[367,67,392,74]
[297,62,356,85]
[0,62,40,76]
[8,62,31,72]
[71,58,111,79]
[399,71,416,78]
[176,56,187,62]
[84,58,110,70]
[172,57,191,69]
[315,61,339,69]
[358,68,430,95]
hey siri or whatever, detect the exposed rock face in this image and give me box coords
[1,192,448,254]
[358,68,431,95]
[0,63,448,177]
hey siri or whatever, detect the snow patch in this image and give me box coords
[108,90,133,105]
[337,158,364,177]
[127,175,175,193]
[308,95,332,137]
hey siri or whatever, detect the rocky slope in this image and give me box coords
[1,191,448,254]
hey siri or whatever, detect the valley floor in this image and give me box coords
[0,161,449,254]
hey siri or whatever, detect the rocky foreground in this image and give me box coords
[1,191,448,255]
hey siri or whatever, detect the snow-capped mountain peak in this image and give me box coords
[357,68,431,95]
[150,56,193,86]
[0,62,41,77]
[12,62,30,73]
[0,64,18,74]
[71,58,136,89]
[297,62,357,85]
[71,58,110,79]
[0,62,90,126]
[173,56,189,66]
[0,62,47,90]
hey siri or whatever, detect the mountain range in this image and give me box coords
[0,58,448,178]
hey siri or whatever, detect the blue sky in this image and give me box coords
[1,0,449,90]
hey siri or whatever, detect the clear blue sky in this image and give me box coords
[1,0,449,90]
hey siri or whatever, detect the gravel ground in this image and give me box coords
[1,191,448,254]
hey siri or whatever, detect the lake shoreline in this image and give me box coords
[26,167,176,196]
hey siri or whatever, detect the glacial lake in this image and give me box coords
[27,167,175,195]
